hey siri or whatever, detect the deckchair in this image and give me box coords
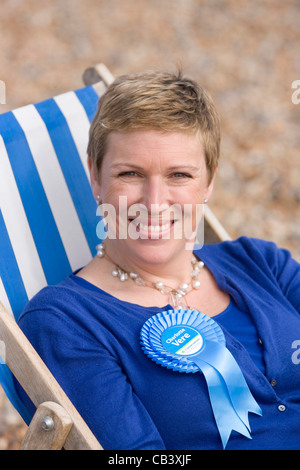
[0,63,230,450]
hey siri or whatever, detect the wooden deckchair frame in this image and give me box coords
[0,63,230,450]
[0,303,102,450]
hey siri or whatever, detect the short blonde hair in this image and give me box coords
[88,70,220,183]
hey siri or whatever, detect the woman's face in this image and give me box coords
[89,130,216,267]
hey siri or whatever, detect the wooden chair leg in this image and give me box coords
[19,401,72,450]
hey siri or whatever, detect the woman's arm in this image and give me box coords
[17,307,166,450]
[261,239,300,314]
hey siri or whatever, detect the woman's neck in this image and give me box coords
[103,241,196,289]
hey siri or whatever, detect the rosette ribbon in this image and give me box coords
[140,308,262,449]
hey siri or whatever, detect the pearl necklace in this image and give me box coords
[96,243,204,309]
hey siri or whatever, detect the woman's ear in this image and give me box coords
[88,157,101,201]
[204,166,218,203]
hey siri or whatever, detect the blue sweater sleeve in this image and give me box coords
[17,306,166,450]
[201,237,300,314]
[271,246,300,313]
[250,238,300,314]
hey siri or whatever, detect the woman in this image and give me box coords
[16,70,300,450]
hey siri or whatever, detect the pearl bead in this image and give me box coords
[155,282,164,289]
[180,283,189,291]
[192,280,201,289]
[129,272,138,279]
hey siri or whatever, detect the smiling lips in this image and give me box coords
[129,217,175,238]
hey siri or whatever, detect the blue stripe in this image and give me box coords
[0,209,28,320]
[35,97,99,256]
[75,85,99,123]
[0,212,33,423]
[0,112,71,285]
[0,365,32,425]
[0,213,32,422]
[74,86,105,248]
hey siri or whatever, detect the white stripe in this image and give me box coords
[12,105,92,271]
[0,278,12,363]
[54,91,91,178]
[0,277,13,318]
[0,136,46,300]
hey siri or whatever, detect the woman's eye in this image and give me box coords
[119,171,138,177]
[172,173,191,178]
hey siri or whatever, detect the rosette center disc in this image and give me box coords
[161,325,204,356]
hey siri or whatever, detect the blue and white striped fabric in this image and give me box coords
[0,84,104,423]
[0,85,102,322]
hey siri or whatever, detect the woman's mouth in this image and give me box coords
[128,217,175,239]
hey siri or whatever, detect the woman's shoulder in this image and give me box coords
[196,235,295,274]
[17,274,112,326]
[19,276,79,311]
[199,235,284,258]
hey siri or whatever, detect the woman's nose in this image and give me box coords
[142,177,169,211]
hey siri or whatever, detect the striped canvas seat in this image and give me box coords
[0,85,102,320]
[0,84,103,422]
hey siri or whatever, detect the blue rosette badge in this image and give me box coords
[140,308,262,449]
